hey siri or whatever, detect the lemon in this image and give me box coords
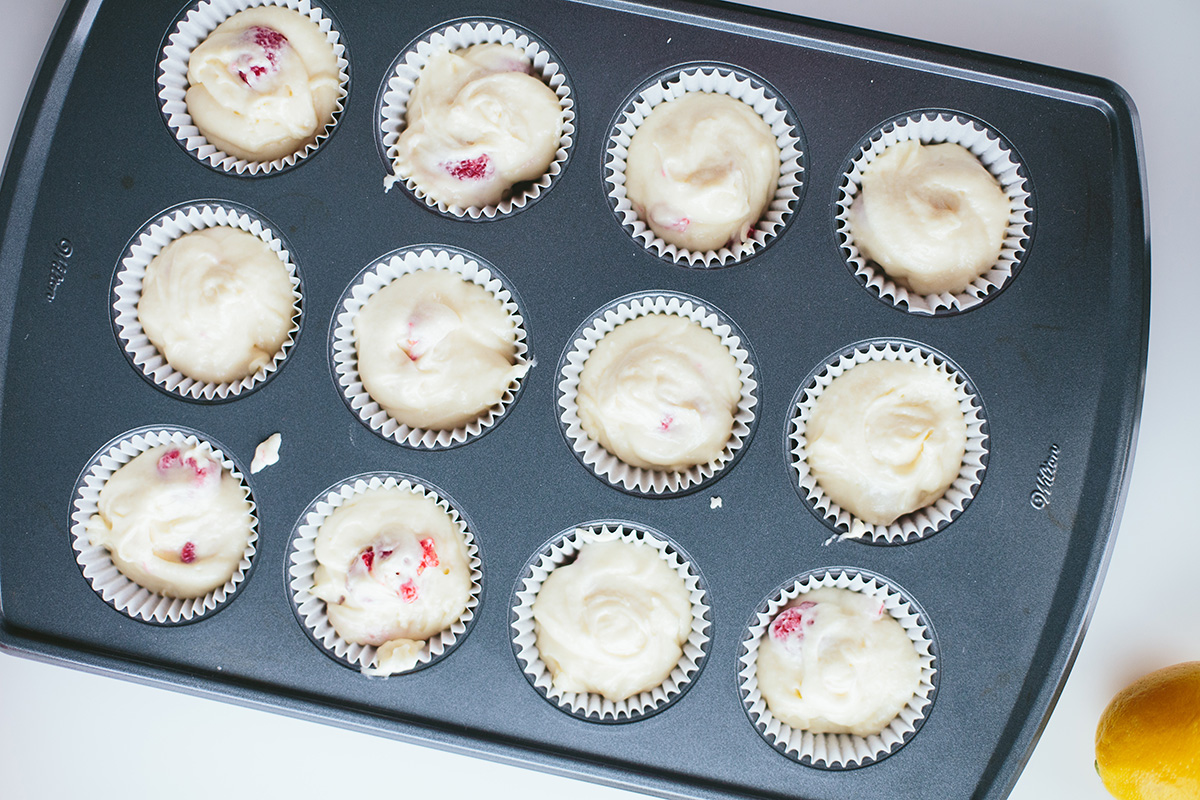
[1094,661,1200,800]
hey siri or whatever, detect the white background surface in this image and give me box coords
[1,1,1196,798]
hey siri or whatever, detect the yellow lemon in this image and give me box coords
[1094,661,1200,800]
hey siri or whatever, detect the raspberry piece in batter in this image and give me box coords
[417,537,439,574]
[399,579,419,603]
[230,26,289,88]
[447,155,493,181]
[769,601,817,645]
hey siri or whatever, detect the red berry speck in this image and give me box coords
[501,58,534,75]
[769,601,817,643]
[184,456,213,480]
[399,580,418,603]
[180,542,196,564]
[659,415,674,431]
[251,26,288,57]
[157,449,182,472]
[236,65,270,84]
[233,27,287,86]
[400,320,424,362]
[417,538,439,575]
[770,607,803,640]
[360,547,375,572]
[447,154,493,181]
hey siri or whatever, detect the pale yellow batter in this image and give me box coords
[625,93,779,252]
[355,269,527,431]
[393,44,563,208]
[576,314,742,472]
[86,444,253,599]
[186,6,340,162]
[849,141,1010,295]
[533,539,692,702]
[137,227,294,385]
[311,486,472,675]
[757,587,922,736]
[806,360,967,526]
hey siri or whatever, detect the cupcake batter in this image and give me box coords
[805,360,967,527]
[576,313,742,472]
[137,226,295,385]
[756,587,922,736]
[311,486,472,675]
[533,538,692,702]
[849,140,1010,295]
[393,43,563,208]
[86,444,253,599]
[355,269,528,431]
[186,6,341,162]
[625,93,779,253]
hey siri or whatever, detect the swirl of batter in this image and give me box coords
[848,140,1010,295]
[532,539,693,702]
[86,444,253,599]
[756,587,922,736]
[393,44,564,208]
[311,486,472,676]
[137,226,295,385]
[625,93,779,253]
[355,269,528,431]
[186,6,341,162]
[576,314,742,472]
[806,360,967,526]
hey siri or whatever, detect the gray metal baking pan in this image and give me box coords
[0,0,1148,798]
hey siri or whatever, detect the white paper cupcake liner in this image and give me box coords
[738,568,938,769]
[157,0,350,175]
[836,110,1034,314]
[330,245,531,449]
[69,425,259,624]
[605,62,804,267]
[112,200,303,402]
[510,521,711,722]
[378,19,576,219]
[287,472,483,676]
[557,291,758,496]
[787,339,989,544]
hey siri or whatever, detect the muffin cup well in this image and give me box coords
[738,568,939,769]
[605,62,804,268]
[786,338,988,544]
[330,245,530,449]
[157,0,350,176]
[835,110,1034,315]
[286,472,483,676]
[510,521,711,723]
[69,425,259,625]
[377,18,575,220]
[557,291,758,496]
[111,200,303,403]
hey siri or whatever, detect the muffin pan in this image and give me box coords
[0,1,1147,799]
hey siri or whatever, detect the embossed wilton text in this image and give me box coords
[45,238,72,301]
[1030,443,1060,510]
